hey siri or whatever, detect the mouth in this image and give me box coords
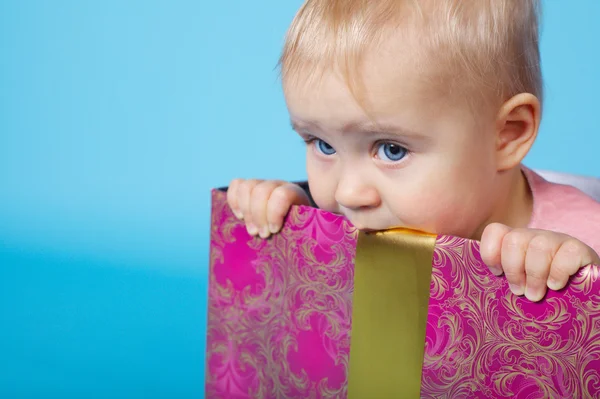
[350,223,377,232]
[352,225,385,234]
[358,226,437,237]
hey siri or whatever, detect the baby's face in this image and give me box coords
[284,58,504,238]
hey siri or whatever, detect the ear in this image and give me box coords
[494,93,541,171]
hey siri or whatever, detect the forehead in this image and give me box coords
[283,42,443,127]
[284,74,452,143]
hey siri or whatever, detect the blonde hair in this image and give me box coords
[279,0,543,110]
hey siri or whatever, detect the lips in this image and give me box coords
[350,224,382,233]
[346,220,390,232]
[340,211,402,233]
[358,227,376,233]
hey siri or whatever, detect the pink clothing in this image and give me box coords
[524,167,600,254]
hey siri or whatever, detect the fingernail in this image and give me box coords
[258,227,270,239]
[508,283,524,296]
[234,210,243,220]
[489,266,502,276]
[525,287,543,302]
[547,278,562,291]
[247,224,258,236]
[269,224,279,234]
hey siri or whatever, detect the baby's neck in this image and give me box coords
[472,166,534,240]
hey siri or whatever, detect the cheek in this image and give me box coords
[387,169,494,236]
[306,156,338,212]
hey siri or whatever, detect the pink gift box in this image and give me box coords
[206,189,600,398]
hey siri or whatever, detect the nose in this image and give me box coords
[334,173,381,210]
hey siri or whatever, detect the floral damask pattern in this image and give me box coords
[206,190,600,398]
[422,235,600,399]
[207,190,357,399]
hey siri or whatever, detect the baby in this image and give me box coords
[227,0,600,302]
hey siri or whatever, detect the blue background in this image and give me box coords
[1,1,598,398]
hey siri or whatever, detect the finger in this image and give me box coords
[237,179,261,236]
[548,239,599,290]
[249,181,285,238]
[480,223,512,276]
[501,229,536,296]
[266,184,310,235]
[227,179,243,219]
[524,233,561,302]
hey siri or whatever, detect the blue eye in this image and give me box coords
[315,139,336,155]
[377,143,407,162]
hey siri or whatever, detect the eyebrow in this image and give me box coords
[290,121,303,131]
[341,120,424,137]
[290,119,426,139]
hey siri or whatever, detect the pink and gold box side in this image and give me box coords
[206,189,600,398]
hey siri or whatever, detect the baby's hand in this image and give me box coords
[227,179,311,239]
[480,223,600,302]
